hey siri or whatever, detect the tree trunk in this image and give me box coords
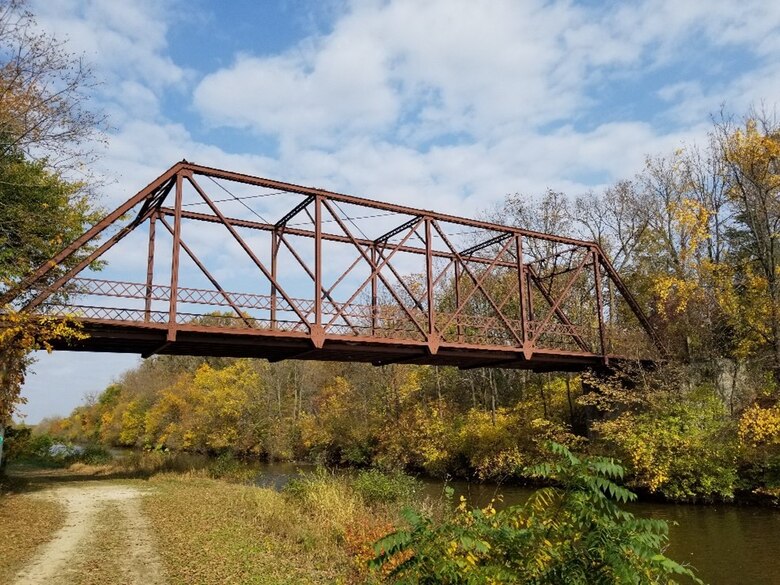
[489,369,497,426]
[435,367,443,413]
[565,374,575,429]
[0,423,5,473]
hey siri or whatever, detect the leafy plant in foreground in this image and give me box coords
[371,442,702,584]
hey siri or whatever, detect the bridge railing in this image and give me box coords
[33,276,657,359]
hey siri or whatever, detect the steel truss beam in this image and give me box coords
[0,161,666,371]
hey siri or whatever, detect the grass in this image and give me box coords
[0,489,66,582]
[1,454,438,584]
[144,475,353,583]
[140,469,426,584]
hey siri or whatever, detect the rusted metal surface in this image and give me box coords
[0,161,664,371]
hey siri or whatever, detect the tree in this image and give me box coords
[0,154,102,469]
[0,0,103,166]
[0,0,103,469]
[574,181,649,274]
[717,114,780,386]
[0,150,102,290]
[0,310,84,467]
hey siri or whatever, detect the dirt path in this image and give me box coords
[12,483,166,585]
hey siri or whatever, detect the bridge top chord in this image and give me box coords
[1,161,664,372]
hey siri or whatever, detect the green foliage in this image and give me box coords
[352,469,421,506]
[206,452,255,483]
[1,424,32,461]
[6,429,53,461]
[76,443,112,465]
[591,374,738,502]
[371,443,702,584]
[0,152,100,283]
[6,430,111,466]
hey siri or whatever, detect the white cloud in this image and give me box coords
[194,0,600,145]
[30,0,187,90]
[194,48,398,146]
[184,0,780,228]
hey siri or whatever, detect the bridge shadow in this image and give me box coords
[1,462,159,496]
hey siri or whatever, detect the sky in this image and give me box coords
[17,0,780,423]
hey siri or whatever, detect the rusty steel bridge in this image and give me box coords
[1,161,663,372]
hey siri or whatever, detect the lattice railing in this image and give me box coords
[32,278,647,353]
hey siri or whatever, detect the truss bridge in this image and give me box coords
[1,161,663,371]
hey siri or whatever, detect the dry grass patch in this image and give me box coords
[143,474,359,584]
[0,492,66,582]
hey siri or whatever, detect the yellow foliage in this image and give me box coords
[190,360,263,451]
[1,309,86,420]
[739,404,780,448]
[724,119,780,198]
[651,198,711,315]
[458,408,525,479]
[714,264,772,358]
[119,400,146,446]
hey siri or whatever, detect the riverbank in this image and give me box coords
[5,455,780,584]
[0,460,430,584]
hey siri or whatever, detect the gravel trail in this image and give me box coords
[12,484,165,585]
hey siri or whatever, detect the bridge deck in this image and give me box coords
[53,319,623,372]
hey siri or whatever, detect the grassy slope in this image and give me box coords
[144,475,358,584]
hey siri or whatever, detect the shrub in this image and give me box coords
[352,469,420,506]
[284,469,363,535]
[114,450,198,475]
[207,452,255,482]
[371,442,701,584]
[75,444,112,465]
[4,430,111,467]
[597,389,737,501]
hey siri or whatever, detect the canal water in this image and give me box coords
[253,461,780,585]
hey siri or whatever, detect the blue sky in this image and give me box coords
[18,0,780,423]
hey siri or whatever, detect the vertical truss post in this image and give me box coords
[593,248,607,360]
[454,261,462,342]
[145,212,157,322]
[313,195,323,345]
[526,270,534,330]
[425,218,435,344]
[516,235,527,346]
[167,173,183,342]
[371,245,377,335]
[271,229,278,330]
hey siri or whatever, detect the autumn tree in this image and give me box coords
[717,114,780,387]
[573,180,649,274]
[0,0,103,165]
[0,0,103,468]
